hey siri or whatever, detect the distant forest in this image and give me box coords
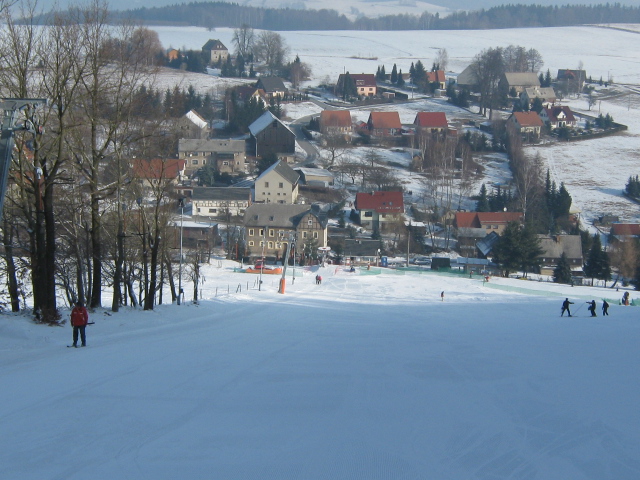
[103,2,640,30]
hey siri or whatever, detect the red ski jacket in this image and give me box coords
[71,306,89,327]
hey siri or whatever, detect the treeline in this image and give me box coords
[102,2,640,30]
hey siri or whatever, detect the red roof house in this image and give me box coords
[426,70,446,89]
[367,112,402,137]
[132,158,186,186]
[355,191,404,232]
[539,105,577,129]
[320,110,353,135]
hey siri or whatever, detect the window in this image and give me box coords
[259,229,264,236]
[279,182,283,188]
[249,241,254,246]
[313,232,318,239]
[264,182,269,188]
[364,211,373,217]
[268,242,274,249]
[259,241,264,247]
[209,208,216,213]
[192,160,198,165]
[249,229,254,236]
[269,229,275,237]
[302,231,308,238]
[308,218,313,226]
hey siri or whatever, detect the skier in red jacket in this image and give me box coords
[70,301,89,347]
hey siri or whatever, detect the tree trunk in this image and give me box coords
[2,218,20,312]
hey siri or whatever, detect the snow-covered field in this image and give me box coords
[2,260,639,479]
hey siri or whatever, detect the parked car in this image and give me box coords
[411,256,432,265]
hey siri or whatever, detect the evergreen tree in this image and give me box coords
[553,252,573,284]
[476,184,490,212]
[584,234,606,285]
[491,222,541,277]
[397,69,405,87]
[390,64,398,84]
[544,69,552,87]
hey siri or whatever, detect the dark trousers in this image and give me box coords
[73,326,86,346]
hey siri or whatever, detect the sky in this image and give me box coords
[2,260,640,479]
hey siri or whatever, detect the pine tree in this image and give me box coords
[553,252,573,284]
[544,69,552,87]
[390,64,398,84]
[476,184,490,212]
[584,234,606,286]
[397,69,404,87]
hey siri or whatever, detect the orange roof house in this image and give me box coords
[414,112,448,134]
[426,70,446,89]
[507,111,544,141]
[454,211,524,234]
[132,158,186,187]
[355,191,404,232]
[367,111,402,137]
[320,110,353,135]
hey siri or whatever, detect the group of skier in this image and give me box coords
[561,298,611,317]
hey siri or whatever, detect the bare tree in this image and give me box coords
[472,47,504,118]
[435,48,448,71]
[232,24,254,59]
[253,31,289,75]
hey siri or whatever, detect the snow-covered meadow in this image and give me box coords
[2,260,640,479]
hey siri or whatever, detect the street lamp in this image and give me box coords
[177,198,184,305]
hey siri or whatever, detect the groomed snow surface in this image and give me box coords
[2,261,640,479]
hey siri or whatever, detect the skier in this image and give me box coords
[561,298,573,317]
[622,291,630,306]
[318,275,322,285]
[441,291,444,302]
[587,300,597,317]
[602,300,609,316]
[70,301,89,347]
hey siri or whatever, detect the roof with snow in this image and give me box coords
[502,72,540,87]
[179,138,245,154]
[257,159,300,186]
[184,110,208,130]
[248,111,294,137]
[542,105,576,123]
[536,234,583,261]
[192,187,252,202]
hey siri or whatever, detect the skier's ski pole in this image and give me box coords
[572,302,585,315]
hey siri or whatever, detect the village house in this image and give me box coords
[166,48,180,62]
[557,69,587,93]
[248,110,296,160]
[254,159,300,204]
[234,86,267,107]
[243,204,328,261]
[191,187,252,220]
[319,110,352,136]
[354,191,404,232]
[178,138,247,175]
[201,39,229,64]
[168,218,219,263]
[413,112,449,137]
[132,158,186,189]
[537,234,583,276]
[521,86,557,108]
[367,111,402,137]
[336,73,377,97]
[507,111,544,141]
[176,110,210,140]
[539,105,577,129]
[426,70,446,90]
[254,77,288,99]
[293,167,334,187]
[500,72,540,95]
[454,211,524,257]
[343,238,384,266]
[609,223,640,244]
[456,65,479,91]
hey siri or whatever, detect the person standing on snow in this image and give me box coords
[70,301,89,347]
[441,291,444,301]
[587,300,597,317]
[602,300,609,316]
[561,298,573,317]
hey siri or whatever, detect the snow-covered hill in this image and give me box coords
[2,261,639,479]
